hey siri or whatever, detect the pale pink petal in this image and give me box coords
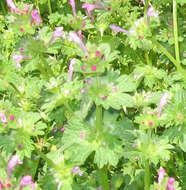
[69,0,76,16]
[68,58,76,81]
[19,175,35,190]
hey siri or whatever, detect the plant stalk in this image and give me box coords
[152,38,186,78]
[173,0,180,63]
[144,159,151,190]
[47,0,52,15]
[96,105,103,134]
[0,1,6,15]
[99,165,110,190]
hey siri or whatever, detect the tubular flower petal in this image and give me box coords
[157,93,168,116]
[147,6,159,24]
[158,168,166,185]
[31,9,42,25]
[69,0,76,16]
[109,25,130,35]
[82,3,104,19]
[0,112,8,123]
[19,175,35,190]
[48,27,65,45]
[12,54,29,68]
[6,0,19,13]
[166,178,175,190]
[68,59,76,81]
[141,0,145,5]
[69,31,87,52]
[71,166,83,176]
[7,154,23,179]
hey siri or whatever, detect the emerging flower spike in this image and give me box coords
[141,0,145,5]
[0,112,8,123]
[7,154,23,179]
[19,175,35,190]
[69,31,87,52]
[158,168,166,185]
[157,93,168,116]
[166,177,175,190]
[69,0,76,16]
[31,9,42,25]
[0,181,4,190]
[82,3,104,20]
[147,6,159,24]
[71,166,83,176]
[12,54,29,68]
[6,0,19,13]
[68,58,76,81]
[48,27,65,46]
[109,25,130,35]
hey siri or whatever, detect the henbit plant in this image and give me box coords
[0,0,186,190]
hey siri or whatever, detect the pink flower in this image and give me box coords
[9,115,15,121]
[182,53,186,57]
[7,184,11,188]
[148,121,153,126]
[80,133,86,138]
[6,0,19,13]
[100,95,107,99]
[157,93,168,116]
[82,3,104,20]
[69,31,87,52]
[61,127,65,132]
[68,58,76,81]
[109,25,130,35]
[81,65,86,70]
[158,168,166,185]
[69,0,76,16]
[91,65,97,71]
[71,166,83,176]
[48,27,65,45]
[7,154,23,179]
[80,89,86,93]
[31,9,42,25]
[19,175,35,190]
[0,112,8,124]
[166,177,175,190]
[12,54,29,68]
[95,51,100,56]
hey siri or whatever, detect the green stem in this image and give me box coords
[144,0,149,24]
[64,102,74,116]
[96,105,103,134]
[35,148,59,171]
[173,0,180,63]
[144,159,151,190]
[99,166,110,190]
[47,0,52,15]
[152,38,186,78]
[9,82,22,96]
[0,1,6,15]
[145,52,151,66]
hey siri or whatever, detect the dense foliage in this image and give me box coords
[0,0,186,189]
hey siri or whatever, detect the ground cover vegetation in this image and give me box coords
[0,0,186,189]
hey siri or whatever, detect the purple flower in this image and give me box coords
[71,166,83,176]
[147,6,159,24]
[166,177,175,190]
[157,93,168,116]
[68,31,87,52]
[7,154,23,179]
[82,3,104,20]
[19,175,35,190]
[48,27,65,46]
[68,58,76,81]
[158,168,166,185]
[31,9,42,25]
[109,25,130,35]
[6,0,19,13]
[69,0,76,16]
[12,54,29,68]
[0,112,8,124]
